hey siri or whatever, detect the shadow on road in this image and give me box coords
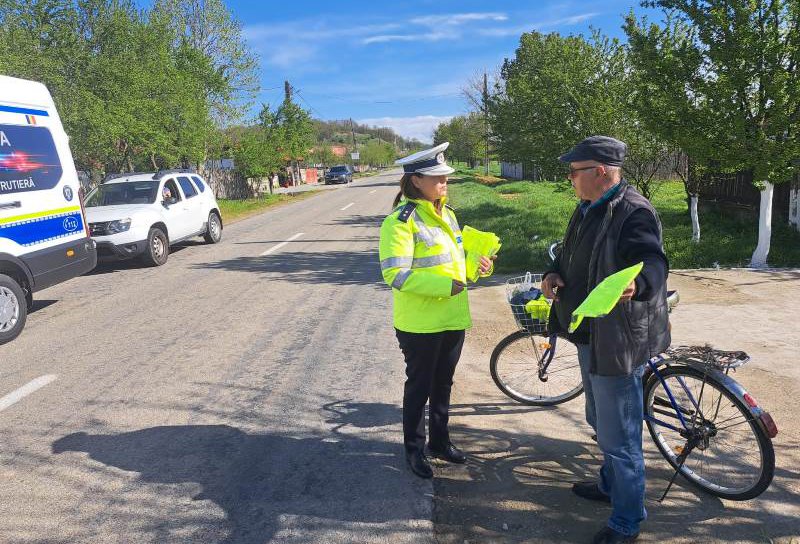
[434,409,800,543]
[192,249,384,286]
[29,299,58,313]
[52,423,422,543]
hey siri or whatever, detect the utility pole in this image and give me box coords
[350,118,359,173]
[284,80,292,102]
[483,72,489,176]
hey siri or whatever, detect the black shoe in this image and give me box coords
[592,526,639,543]
[572,481,611,503]
[406,450,433,479]
[428,442,467,464]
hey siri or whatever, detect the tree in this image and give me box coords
[359,140,395,167]
[626,1,800,265]
[151,0,259,125]
[0,0,224,174]
[275,99,315,185]
[433,114,484,167]
[489,31,630,179]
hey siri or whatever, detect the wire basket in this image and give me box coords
[505,272,551,335]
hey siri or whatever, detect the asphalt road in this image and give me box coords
[0,169,431,543]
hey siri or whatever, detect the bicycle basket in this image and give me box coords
[505,272,551,334]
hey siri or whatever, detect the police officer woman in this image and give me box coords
[379,142,493,479]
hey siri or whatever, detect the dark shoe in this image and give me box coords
[428,442,467,464]
[572,481,611,503]
[592,526,639,543]
[406,450,433,479]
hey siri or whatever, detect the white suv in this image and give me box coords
[84,170,222,266]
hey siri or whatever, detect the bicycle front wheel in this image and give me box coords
[644,365,775,500]
[490,330,583,406]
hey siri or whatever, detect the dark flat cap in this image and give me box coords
[558,135,627,166]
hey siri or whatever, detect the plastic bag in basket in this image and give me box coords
[510,288,548,326]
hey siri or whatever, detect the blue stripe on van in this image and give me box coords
[0,211,83,247]
[0,104,50,117]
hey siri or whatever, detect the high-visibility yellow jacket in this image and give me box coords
[379,197,471,333]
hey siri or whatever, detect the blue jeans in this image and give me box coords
[577,344,647,536]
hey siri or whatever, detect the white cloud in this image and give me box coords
[361,12,508,46]
[265,44,318,68]
[357,115,454,143]
[362,31,459,45]
[478,12,600,37]
[243,20,403,68]
[410,12,508,27]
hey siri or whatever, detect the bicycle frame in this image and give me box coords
[642,354,778,439]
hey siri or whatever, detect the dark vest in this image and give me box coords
[551,182,671,376]
[590,183,670,375]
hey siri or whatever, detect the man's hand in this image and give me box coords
[478,255,496,275]
[451,280,465,296]
[542,273,564,301]
[619,280,636,302]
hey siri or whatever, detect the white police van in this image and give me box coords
[0,75,97,345]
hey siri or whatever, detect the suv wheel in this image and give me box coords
[0,274,27,345]
[203,212,222,244]
[142,227,169,266]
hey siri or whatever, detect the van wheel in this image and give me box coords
[142,228,169,266]
[0,274,27,345]
[203,212,222,244]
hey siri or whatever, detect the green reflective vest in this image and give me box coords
[379,198,471,333]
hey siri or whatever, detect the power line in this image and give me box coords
[294,89,325,119]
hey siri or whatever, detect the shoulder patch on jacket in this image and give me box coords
[397,202,417,223]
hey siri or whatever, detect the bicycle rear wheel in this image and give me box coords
[490,330,583,406]
[644,365,774,500]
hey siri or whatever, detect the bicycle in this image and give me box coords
[490,243,778,501]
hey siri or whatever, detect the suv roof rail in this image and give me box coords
[154,168,196,179]
[102,172,154,183]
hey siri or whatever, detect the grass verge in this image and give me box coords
[447,169,800,272]
[218,191,319,224]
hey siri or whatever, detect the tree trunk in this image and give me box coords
[749,182,773,268]
[689,193,700,243]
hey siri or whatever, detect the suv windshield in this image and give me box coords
[329,166,348,173]
[85,181,159,207]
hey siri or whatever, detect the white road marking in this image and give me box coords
[369,189,377,194]
[341,202,354,211]
[0,375,57,412]
[261,232,304,256]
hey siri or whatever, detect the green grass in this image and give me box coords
[218,191,318,223]
[447,174,800,272]
[451,160,502,177]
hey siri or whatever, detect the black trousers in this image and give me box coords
[395,328,465,455]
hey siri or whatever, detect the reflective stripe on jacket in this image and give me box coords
[379,198,471,333]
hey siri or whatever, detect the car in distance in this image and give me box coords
[84,170,222,266]
[324,165,353,184]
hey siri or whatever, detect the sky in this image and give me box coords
[230,0,656,143]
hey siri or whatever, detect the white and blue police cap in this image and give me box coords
[395,142,455,176]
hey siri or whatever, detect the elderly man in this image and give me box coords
[542,136,670,544]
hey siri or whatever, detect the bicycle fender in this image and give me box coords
[666,357,777,439]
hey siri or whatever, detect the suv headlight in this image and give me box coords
[107,218,132,234]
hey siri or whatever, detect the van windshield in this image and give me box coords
[85,181,159,207]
